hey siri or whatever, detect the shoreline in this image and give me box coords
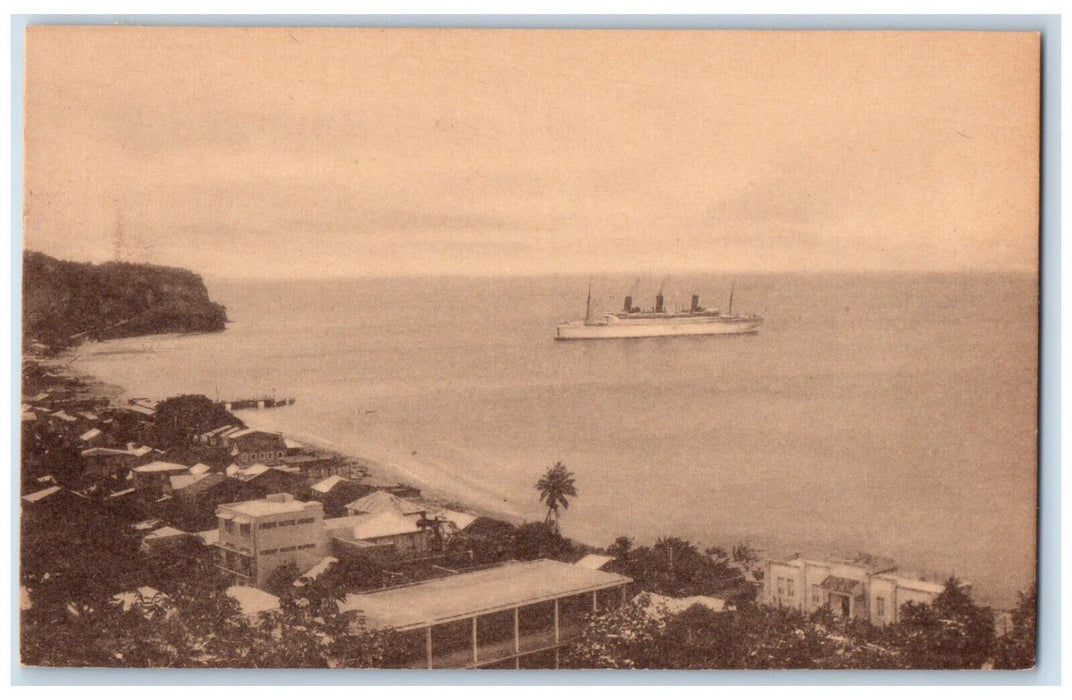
[235,409,528,527]
[53,342,531,529]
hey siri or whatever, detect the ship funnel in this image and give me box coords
[691,294,700,312]
[624,296,633,312]
[655,294,664,313]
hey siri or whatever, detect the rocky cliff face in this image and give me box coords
[23,251,228,350]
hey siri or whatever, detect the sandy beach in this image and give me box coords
[236,408,529,526]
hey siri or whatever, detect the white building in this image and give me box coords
[215,493,330,587]
[763,554,946,625]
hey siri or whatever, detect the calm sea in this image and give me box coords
[70,272,1038,607]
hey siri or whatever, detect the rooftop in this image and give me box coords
[346,490,424,516]
[311,474,347,494]
[143,526,188,541]
[434,508,477,531]
[169,473,208,491]
[133,461,189,474]
[344,511,422,541]
[227,586,280,616]
[197,529,220,546]
[820,575,865,596]
[23,486,62,503]
[81,446,134,457]
[124,404,156,416]
[575,554,615,571]
[219,494,316,518]
[874,573,946,594]
[227,428,280,441]
[773,552,898,575]
[295,556,339,586]
[340,559,631,631]
[234,463,271,480]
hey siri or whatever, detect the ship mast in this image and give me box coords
[585,280,592,324]
[728,279,735,316]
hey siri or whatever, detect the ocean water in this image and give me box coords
[69,272,1038,607]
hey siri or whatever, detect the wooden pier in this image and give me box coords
[219,396,296,411]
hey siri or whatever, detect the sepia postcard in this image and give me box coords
[18,25,1041,672]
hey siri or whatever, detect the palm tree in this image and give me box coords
[535,462,578,534]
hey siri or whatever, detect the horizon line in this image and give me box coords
[201,266,1039,283]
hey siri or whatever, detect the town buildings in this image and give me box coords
[762,554,946,625]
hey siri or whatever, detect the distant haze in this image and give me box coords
[24,28,1039,278]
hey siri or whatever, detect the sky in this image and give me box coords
[23,28,1040,278]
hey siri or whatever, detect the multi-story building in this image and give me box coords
[763,554,945,625]
[215,493,330,587]
[224,429,288,467]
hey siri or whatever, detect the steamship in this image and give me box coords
[554,284,763,340]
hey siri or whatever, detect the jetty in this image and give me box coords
[218,395,296,411]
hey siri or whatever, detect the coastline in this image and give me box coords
[236,408,529,526]
[56,341,530,529]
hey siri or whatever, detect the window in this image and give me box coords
[776,577,785,596]
[278,451,284,458]
[876,597,886,618]
[811,585,821,605]
[298,517,315,525]
[239,523,251,537]
[259,521,277,530]
[224,520,235,534]
[786,578,795,597]
[239,454,248,463]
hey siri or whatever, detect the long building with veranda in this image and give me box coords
[341,558,632,669]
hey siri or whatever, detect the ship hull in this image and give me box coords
[555,317,762,340]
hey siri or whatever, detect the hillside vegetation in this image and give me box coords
[23,251,228,351]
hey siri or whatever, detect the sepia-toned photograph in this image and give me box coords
[18,24,1040,671]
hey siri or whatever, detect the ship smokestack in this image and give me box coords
[655,294,664,313]
[691,294,700,312]
[624,296,633,312]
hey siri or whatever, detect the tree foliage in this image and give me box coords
[150,394,240,449]
[605,535,747,599]
[993,584,1036,669]
[566,576,1005,670]
[23,250,227,352]
[534,462,577,533]
[883,577,996,669]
